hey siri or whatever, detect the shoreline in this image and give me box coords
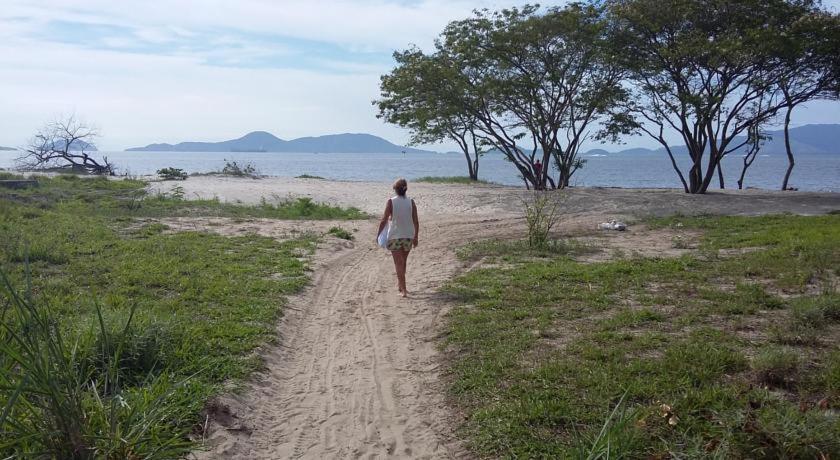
[5,167,839,194]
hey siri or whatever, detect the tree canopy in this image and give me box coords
[377,3,633,189]
[377,0,840,193]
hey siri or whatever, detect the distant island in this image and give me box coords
[583,124,840,156]
[0,146,17,151]
[127,131,431,154]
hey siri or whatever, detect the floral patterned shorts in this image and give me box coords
[387,238,413,251]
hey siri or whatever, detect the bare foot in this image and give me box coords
[400,289,408,298]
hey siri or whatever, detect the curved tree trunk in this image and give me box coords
[781,105,795,191]
[737,124,762,190]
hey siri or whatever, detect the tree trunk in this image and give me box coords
[737,128,760,190]
[781,105,795,191]
[472,157,479,181]
[688,156,704,194]
[717,162,725,189]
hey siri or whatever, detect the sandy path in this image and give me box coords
[179,178,839,459]
[195,216,515,459]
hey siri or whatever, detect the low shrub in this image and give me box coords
[221,160,259,178]
[156,167,188,181]
[522,192,563,249]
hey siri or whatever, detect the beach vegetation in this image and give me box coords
[327,226,354,240]
[444,213,840,457]
[192,160,261,178]
[156,167,188,180]
[0,175,364,456]
[521,192,563,249]
[220,159,259,177]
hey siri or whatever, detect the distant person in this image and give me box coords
[377,178,419,297]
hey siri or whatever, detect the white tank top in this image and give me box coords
[388,195,415,240]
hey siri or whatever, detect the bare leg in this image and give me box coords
[391,251,402,292]
[399,249,410,296]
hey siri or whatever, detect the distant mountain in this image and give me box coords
[60,139,97,152]
[0,146,16,151]
[583,124,840,155]
[127,131,430,154]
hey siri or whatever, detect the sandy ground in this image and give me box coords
[169,177,840,459]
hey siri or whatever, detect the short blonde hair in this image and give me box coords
[392,178,408,196]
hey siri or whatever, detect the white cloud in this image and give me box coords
[1,0,556,150]
[1,0,838,151]
[0,34,398,150]
[2,0,540,52]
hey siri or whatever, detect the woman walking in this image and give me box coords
[377,178,419,297]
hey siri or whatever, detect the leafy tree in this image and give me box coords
[477,4,632,189]
[378,3,632,190]
[610,0,796,193]
[377,49,485,180]
[766,7,840,190]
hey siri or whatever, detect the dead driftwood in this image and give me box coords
[0,180,38,189]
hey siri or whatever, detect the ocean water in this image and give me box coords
[1,150,837,192]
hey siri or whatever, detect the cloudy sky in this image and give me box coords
[2,0,839,151]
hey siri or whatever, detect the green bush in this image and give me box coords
[221,160,259,178]
[156,167,188,181]
[522,192,562,249]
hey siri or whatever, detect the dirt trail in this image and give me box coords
[195,216,517,459]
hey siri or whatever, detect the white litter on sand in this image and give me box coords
[598,220,627,231]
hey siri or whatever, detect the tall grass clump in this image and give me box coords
[570,392,642,459]
[0,269,195,459]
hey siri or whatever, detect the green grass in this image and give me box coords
[444,214,840,458]
[327,226,354,240]
[456,238,594,262]
[0,175,364,456]
[414,176,493,185]
[0,175,366,220]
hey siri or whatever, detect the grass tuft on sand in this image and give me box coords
[444,214,840,458]
[0,175,363,456]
